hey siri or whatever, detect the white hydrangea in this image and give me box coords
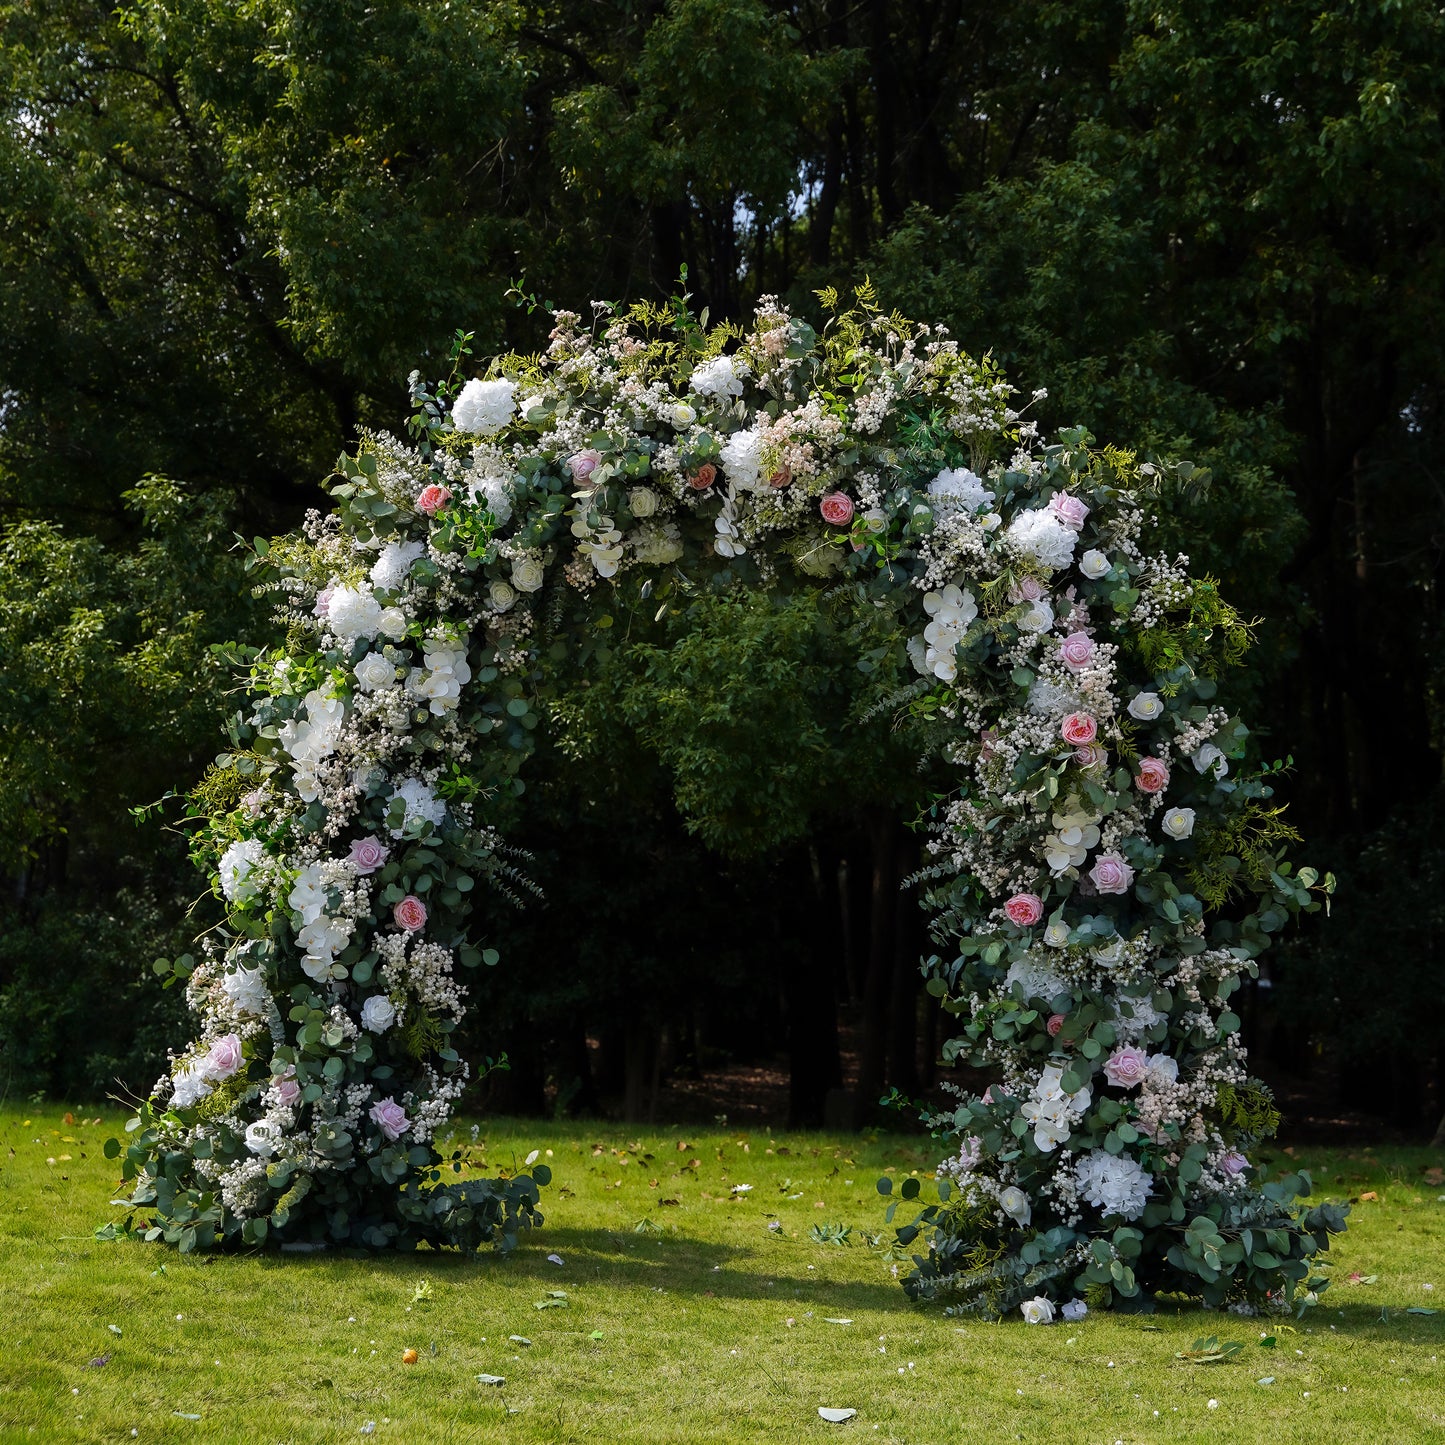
[719,426,768,490]
[452,377,516,435]
[631,522,684,566]
[1074,1148,1152,1220]
[218,839,266,904]
[466,471,515,524]
[370,540,425,592]
[221,965,271,1016]
[326,584,384,643]
[1005,507,1078,571]
[689,354,748,399]
[170,1056,213,1109]
[1027,679,1082,717]
[389,776,447,838]
[1004,958,1068,1003]
[928,466,994,512]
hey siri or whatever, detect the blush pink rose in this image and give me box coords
[313,584,334,619]
[768,465,792,489]
[370,1097,410,1141]
[1049,492,1090,530]
[1060,712,1097,746]
[1046,1013,1066,1037]
[1074,743,1108,769]
[349,837,390,874]
[1059,631,1094,673]
[568,448,603,483]
[274,1066,300,1106]
[1004,893,1044,927]
[687,463,717,490]
[206,1032,243,1079]
[1009,576,1044,603]
[1102,1044,1150,1088]
[394,894,427,932]
[416,483,452,516]
[1221,1150,1249,1177]
[1088,852,1136,895]
[1135,757,1170,794]
[820,492,855,526]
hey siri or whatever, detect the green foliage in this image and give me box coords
[1216,1081,1283,1146]
[1186,799,1303,909]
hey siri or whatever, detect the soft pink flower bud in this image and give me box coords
[1073,743,1107,769]
[394,895,427,931]
[568,448,603,483]
[1004,893,1044,927]
[1221,1150,1249,1177]
[1046,1013,1066,1037]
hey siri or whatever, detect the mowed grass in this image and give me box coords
[1,1108,1443,1444]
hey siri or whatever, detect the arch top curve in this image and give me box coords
[117,288,1341,1312]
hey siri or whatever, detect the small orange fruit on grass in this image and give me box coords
[402,1347,419,1365]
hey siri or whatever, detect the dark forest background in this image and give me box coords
[2,0,1443,1137]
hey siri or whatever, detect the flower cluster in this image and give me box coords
[115,290,1339,1285]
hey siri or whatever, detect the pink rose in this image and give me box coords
[1009,576,1044,603]
[568,448,603,483]
[1004,893,1044,927]
[1088,852,1135,895]
[370,1096,410,1141]
[1049,492,1090,531]
[1059,632,1094,673]
[394,895,427,932]
[1060,712,1097,746]
[1046,1013,1066,1037]
[313,584,334,619]
[1221,1150,1249,1177]
[687,463,717,490]
[1135,757,1170,794]
[768,465,792,489]
[1102,1045,1150,1089]
[982,1086,995,1105]
[349,837,390,875]
[274,1066,300,1106]
[1073,743,1107,769]
[206,1033,243,1080]
[820,492,855,526]
[416,483,452,516]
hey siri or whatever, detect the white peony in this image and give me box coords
[1161,806,1196,840]
[369,540,425,592]
[221,965,271,1016]
[1020,1296,1056,1325]
[1005,507,1077,571]
[999,1185,1032,1226]
[389,776,447,838]
[245,1119,284,1157]
[928,466,994,512]
[452,377,516,435]
[326,585,384,643]
[1127,692,1164,721]
[1079,549,1112,579]
[511,554,546,593]
[218,838,266,904]
[354,652,397,692]
[361,994,397,1034]
[689,354,748,399]
[719,426,768,490]
[1074,1148,1152,1221]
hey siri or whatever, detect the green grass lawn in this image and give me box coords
[1,1106,1442,1444]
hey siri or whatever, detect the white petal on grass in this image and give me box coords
[819,1408,858,1423]
[477,1373,506,1385]
[823,1318,854,1325]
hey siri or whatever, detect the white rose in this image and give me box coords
[488,579,517,612]
[354,652,397,692]
[1017,599,1055,633]
[1020,1296,1056,1325]
[1043,920,1070,949]
[1079,549,1111,579]
[1127,692,1164,721]
[378,606,408,641]
[999,1185,1032,1226]
[1060,1299,1088,1322]
[862,507,888,533]
[245,1119,284,1157]
[980,512,1003,531]
[361,994,396,1034]
[669,401,697,428]
[1161,806,1196,840]
[628,487,660,518]
[511,554,546,593]
[1191,743,1228,779]
[452,377,516,435]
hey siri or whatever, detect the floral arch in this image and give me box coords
[111,288,1343,1313]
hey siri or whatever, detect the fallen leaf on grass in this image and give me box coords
[534,1292,569,1310]
[476,1374,506,1386]
[1256,1376,1275,1386]
[588,1330,604,1341]
[172,1412,201,1420]
[1176,1336,1245,1365]
[107,1325,122,1337]
[1359,1191,1379,1202]
[818,1407,857,1423]
[1407,1307,1439,1316]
